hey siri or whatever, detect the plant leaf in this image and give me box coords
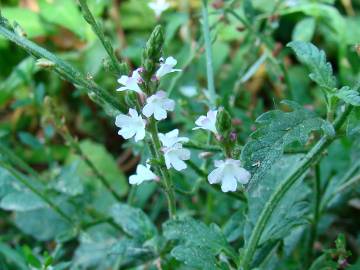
[110,203,157,241]
[171,245,218,270]
[335,86,360,106]
[0,191,45,211]
[287,41,336,90]
[163,218,234,267]
[241,100,334,190]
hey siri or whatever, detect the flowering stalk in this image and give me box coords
[240,106,353,270]
[139,25,177,218]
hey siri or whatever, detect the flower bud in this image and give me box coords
[141,25,164,82]
[216,107,232,137]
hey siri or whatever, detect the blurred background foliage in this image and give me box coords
[0,0,360,269]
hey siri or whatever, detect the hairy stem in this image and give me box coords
[240,106,352,270]
[147,118,177,218]
[0,22,126,115]
[78,0,127,76]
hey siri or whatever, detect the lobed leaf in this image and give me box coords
[335,86,360,106]
[241,100,334,190]
[287,41,336,90]
[163,218,234,268]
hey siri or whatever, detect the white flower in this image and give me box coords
[193,110,218,134]
[142,91,175,120]
[148,0,170,18]
[159,129,189,148]
[117,68,143,94]
[115,108,146,142]
[155,56,181,79]
[208,159,250,192]
[162,143,190,171]
[129,164,158,185]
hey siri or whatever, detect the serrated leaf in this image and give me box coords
[241,100,334,190]
[163,218,235,267]
[335,86,360,106]
[171,245,218,270]
[163,218,228,254]
[287,41,336,90]
[110,203,157,241]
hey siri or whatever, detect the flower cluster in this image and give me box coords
[115,55,250,192]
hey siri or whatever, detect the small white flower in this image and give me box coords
[156,56,181,79]
[142,91,175,120]
[208,159,250,192]
[193,110,218,134]
[115,108,146,142]
[129,164,158,185]
[159,129,189,148]
[117,68,143,94]
[163,143,190,171]
[148,0,170,18]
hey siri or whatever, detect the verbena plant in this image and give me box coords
[0,0,359,269]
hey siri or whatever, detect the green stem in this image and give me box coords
[78,0,127,76]
[0,162,73,224]
[0,143,41,179]
[0,22,126,115]
[240,106,352,270]
[201,0,216,107]
[306,163,321,267]
[148,117,177,219]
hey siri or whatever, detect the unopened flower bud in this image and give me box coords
[141,25,164,81]
[198,152,214,159]
[216,107,232,137]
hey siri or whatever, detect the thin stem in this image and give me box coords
[148,117,177,218]
[306,163,321,267]
[240,106,352,270]
[201,0,216,107]
[0,143,41,179]
[336,173,360,194]
[0,23,126,115]
[0,162,73,224]
[78,0,127,76]
[49,108,123,202]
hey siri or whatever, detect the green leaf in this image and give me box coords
[14,208,72,241]
[73,224,118,269]
[347,107,360,137]
[241,100,334,190]
[110,203,157,241]
[287,41,337,90]
[0,242,29,270]
[163,218,229,254]
[292,17,316,42]
[38,0,86,38]
[0,191,45,211]
[52,161,84,196]
[244,155,310,246]
[66,140,128,199]
[335,86,360,106]
[171,245,218,270]
[163,218,234,267]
